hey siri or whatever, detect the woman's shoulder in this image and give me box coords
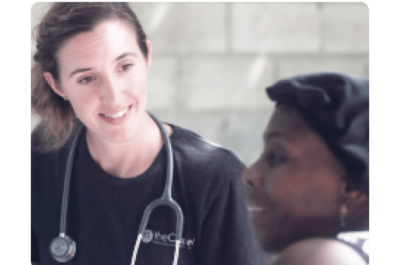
[273,237,368,265]
[168,124,246,190]
[170,124,245,168]
[31,125,74,167]
[31,122,79,154]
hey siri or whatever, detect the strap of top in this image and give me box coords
[336,238,370,264]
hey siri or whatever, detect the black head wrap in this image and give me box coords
[266,72,369,194]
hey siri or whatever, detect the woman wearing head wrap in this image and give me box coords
[243,72,369,264]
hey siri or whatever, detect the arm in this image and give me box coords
[198,175,265,265]
[273,238,368,265]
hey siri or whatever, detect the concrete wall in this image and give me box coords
[31,2,369,165]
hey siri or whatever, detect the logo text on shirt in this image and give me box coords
[141,229,195,249]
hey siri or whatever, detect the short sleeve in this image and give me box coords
[31,226,40,263]
[198,175,264,265]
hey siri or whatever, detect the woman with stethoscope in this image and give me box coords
[31,3,263,265]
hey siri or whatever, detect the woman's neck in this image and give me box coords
[85,113,173,178]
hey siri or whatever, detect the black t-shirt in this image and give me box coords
[32,124,264,265]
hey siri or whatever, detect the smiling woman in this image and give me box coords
[32,2,149,152]
[243,72,369,265]
[31,3,263,265]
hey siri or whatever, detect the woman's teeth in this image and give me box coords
[248,206,271,212]
[103,107,128,119]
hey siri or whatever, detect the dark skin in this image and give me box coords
[243,104,369,255]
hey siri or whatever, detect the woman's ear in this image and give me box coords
[342,180,368,203]
[145,39,152,74]
[341,181,369,229]
[344,187,368,209]
[43,72,67,100]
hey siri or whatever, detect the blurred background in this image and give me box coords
[31,2,369,166]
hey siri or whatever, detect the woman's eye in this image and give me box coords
[78,76,95,84]
[264,152,286,167]
[121,63,133,71]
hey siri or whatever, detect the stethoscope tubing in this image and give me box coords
[55,112,184,265]
[130,113,184,265]
[59,124,85,237]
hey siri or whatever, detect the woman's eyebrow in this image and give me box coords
[263,131,289,142]
[114,52,138,62]
[69,53,138,78]
[70,68,92,78]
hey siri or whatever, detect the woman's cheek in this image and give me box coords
[138,81,148,96]
[267,169,292,196]
[292,188,337,218]
[128,75,148,96]
[267,177,292,205]
[68,92,97,119]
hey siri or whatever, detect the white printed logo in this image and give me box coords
[142,229,154,243]
[186,239,194,247]
[141,229,196,249]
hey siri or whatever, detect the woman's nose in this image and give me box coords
[100,75,120,105]
[242,163,264,188]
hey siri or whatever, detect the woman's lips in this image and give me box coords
[247,206,271,212]
[99,105,132,125]
[100,105,132,118]
[246,194,272,213]
[248,205,273,229]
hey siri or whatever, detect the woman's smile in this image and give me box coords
[246,193,274,229]
[242,104,349,252]
[100,105,131,118]
[248,206,273,227]
[247,206,271,213]
[48,19,152,143]
[98,104,133,125]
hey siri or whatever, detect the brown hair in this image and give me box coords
[31,2,148,153]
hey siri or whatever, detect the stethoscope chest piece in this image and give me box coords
[50,236,76,262]
[51,114,181,264]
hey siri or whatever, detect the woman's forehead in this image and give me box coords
[266,105,312,138]
[58,19,139,63]
[265,105,333,157]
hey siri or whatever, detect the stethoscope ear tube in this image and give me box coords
[60,125,85,236]
[131,112,184,265]
[51,124,85,262]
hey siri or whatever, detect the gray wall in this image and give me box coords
[31,2,369,165]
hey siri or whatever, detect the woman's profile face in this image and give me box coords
[45,19,152,143]
[243,104,347,252]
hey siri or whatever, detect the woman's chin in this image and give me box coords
[249,219,280,252]
[255,232,291,254]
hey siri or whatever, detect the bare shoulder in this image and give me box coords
[273,238,367,265]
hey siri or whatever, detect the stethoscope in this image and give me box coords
[49,113,184,265]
